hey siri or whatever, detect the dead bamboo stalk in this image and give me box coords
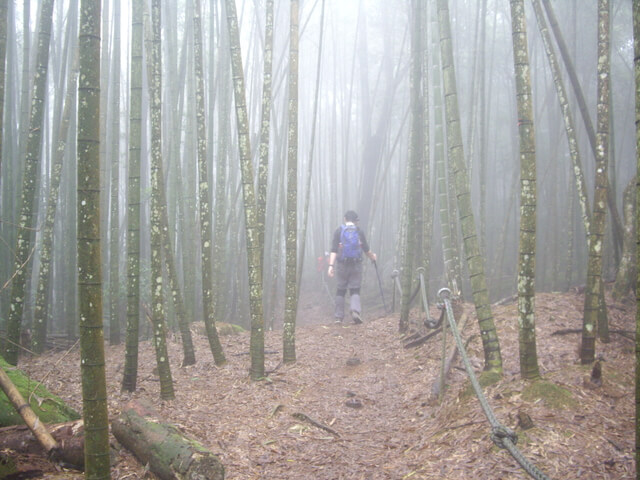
[0,364,59,454]
[431,309,469,398]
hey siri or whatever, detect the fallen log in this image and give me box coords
[0,420,85,469]
[551,328,634,340]
[112,400,224,480]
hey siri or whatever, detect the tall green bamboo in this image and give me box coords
[421,6,432,277]
[581,0,612,363]
[437,0,502,372]
[0,0,14,326]
[63,108,78,341]
[146,2,196,367]
[446,159,464,298]
[431,7,461,296]
[122,0,143,393]
[399,0,423,334]
[17,0,31,173]
[283,0,300,363]
[108,0,122,345]
[33,13,78,353]
[195,0,225,366]
[633,0,639,463]
[3,0,55,365]
[565,179,576,290]
[477,0,488,257]
[257,0,274,261]
[0,0,7,180]
[541,0,623,254]
[225,0,265,380]
[143,13,195,365]
[612,180,636,299]
[150,0,174,399]
[533,0,611,335]
[532,0,591,237]
[510,0,540,380]
[213,19,231,335]
[77,0,110,476]
[158,157,197,367]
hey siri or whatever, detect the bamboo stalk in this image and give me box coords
[0,365,59,454]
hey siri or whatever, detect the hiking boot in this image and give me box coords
[351,310,362,324]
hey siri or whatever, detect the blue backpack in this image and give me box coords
[340,224,361,260]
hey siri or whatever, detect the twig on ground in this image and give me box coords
[403,328,442,348]
[292,412,340,437]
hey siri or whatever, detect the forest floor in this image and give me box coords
[9,287,637,479]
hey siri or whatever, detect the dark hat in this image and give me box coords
[344,210,359,222]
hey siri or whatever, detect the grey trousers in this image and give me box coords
[333,261,363,319]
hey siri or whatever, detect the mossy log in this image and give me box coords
[112,400,224,480]
[0,420,85,469]
[0,357,80,427]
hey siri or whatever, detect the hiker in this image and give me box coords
[327,210,377,324]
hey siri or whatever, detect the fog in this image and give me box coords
[0,0,636,341]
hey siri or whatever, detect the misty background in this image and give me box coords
[0,0,636,339]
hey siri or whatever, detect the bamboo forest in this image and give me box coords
[0,0,637,478]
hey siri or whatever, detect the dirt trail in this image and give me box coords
[13,290,638,479]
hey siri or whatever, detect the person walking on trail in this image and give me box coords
[327,210,377,324]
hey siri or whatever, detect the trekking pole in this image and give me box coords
[373,260,389,313]
[390,270,397,312]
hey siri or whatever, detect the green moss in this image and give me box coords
[521,379,576,410]
[479,370,502,387]
[217,322,245,336]
[0,356,80,427]
[0,452,17,477]
[459,370,503,400]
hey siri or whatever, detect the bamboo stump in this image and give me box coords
[112,400,224,480]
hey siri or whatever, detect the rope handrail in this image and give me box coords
[437,287,552,480]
